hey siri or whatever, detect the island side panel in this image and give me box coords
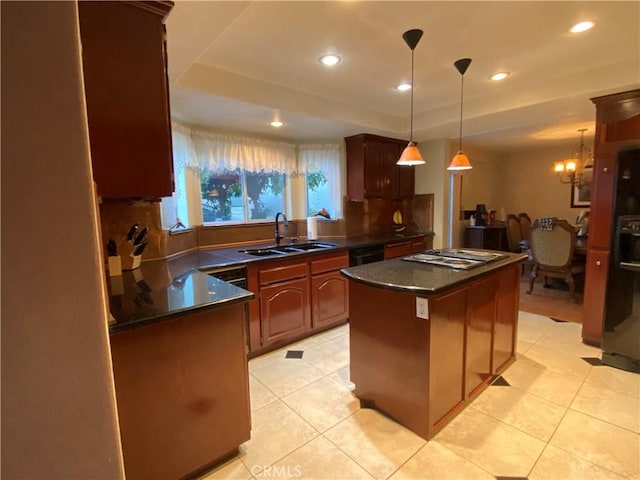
[493,263,520,374]
[110,303,251,479]
[466,275,498,399]
[427,289,467,436]
[348,281,431,439]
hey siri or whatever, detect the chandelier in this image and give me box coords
[554,128,593,189]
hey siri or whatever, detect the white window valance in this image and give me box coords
[191,129,297,175]
[171,122,198,169]
[297,142,343,173]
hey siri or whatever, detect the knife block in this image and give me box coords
[119,243,142,271]
[122,254,142,271]
[107,255,122,276]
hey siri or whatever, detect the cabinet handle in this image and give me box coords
[596,260,601,266]
[602,167,608,173]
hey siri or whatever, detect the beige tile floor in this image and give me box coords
[202,312,640,480]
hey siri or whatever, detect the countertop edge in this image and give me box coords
[341,253,527,295]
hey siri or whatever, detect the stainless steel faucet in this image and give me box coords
[274,212,288,246]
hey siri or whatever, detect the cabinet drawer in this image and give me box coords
[259,262,308,286]
[385,241,412,259]
[310,252,349,275]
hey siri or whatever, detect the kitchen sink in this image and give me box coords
[239,242,336,256]
[238,248,286,257]
[288,242,336,250]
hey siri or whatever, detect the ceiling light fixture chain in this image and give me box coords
[447,58,473,171]
[397,28,425,166]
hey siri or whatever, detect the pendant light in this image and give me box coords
[397,29,425,166]
[447,58,473,171]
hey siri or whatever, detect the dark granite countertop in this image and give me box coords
[341,251,526,295]
[108,268,254,334]
[107,231,434,333]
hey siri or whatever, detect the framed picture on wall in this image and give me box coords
[571,165,593,208]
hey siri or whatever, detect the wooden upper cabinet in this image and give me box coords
[346,134,415,200]
[78,1,175,198]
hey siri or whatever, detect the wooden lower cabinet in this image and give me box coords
[384,241,412,259]
[466,276,497,398]
[260,270,310,346]
[249,251,349,352]
[494,264,520,372]
[348,262,519,440]
[110,303,251,479]
[428,289,466,431]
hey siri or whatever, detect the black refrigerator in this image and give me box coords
[602,147,640,372]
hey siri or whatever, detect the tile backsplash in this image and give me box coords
[99,194,433,262]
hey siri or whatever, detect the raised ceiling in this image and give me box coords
[166,1,639,151]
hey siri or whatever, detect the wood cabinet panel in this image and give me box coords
[261,277,310,345]
[385,241,412,259]
[411,236,428,253]
[311,271,349,329]
[310,252,349,274]
[464,226,507,251]
[349,281,431,439]
[78,1,174,198]
[429,290,466,430]
[110,303,250,479]
[259,262,308,286]
[582,249,610,345]
[494,264,519,374]
[582,89,640,345]
[346,133,414,200]
[466,276,497,398]
[589,143,617,249]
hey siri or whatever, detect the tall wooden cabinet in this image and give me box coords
[582,89,640,345]
[346,134,415,200]
[78,1,175,198]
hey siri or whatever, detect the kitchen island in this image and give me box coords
[341,250,526,440]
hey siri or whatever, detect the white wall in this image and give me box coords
[417,140,589,249]
[1,2,124,478]
[415,138,451,248]
[494,143,591,223]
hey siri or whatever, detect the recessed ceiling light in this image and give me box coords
[490,72,510,81]
[270,121,283,128]
[396,83,412,92]
[319,54,341,66]
[570,21,595,33]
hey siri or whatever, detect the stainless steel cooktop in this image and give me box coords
[402,249,507,270]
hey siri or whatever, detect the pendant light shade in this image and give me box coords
[397,28,425,166]
[447,58,473,171]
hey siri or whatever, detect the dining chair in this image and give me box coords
[526,219,585,302]
[518,213,532,243]
[505,214,523,253]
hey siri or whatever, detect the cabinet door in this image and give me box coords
[260,277,310,346]
[429,289,466,430]
[79,1,174,198]
[384,241,412,259]
[393,141,415,198]
[364,140,393,198]
[466,276,497,398]
[493,264,519,374]
[311,271,349,329]
[582,249,609,345]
